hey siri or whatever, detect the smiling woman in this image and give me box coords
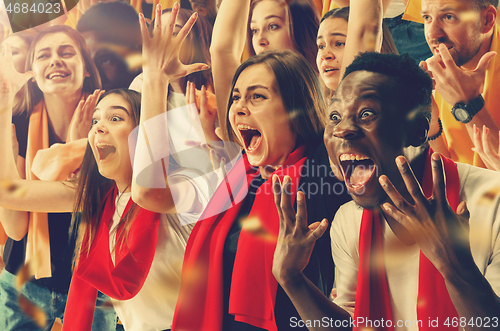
[0,25,115,331]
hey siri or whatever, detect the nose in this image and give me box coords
[320,46,335,61]
[256,30,269,47]
[332,117,359,140]
[93,121,108,134]
[49,54,63,67]
[231,98,250,117]
[425,18,445,44]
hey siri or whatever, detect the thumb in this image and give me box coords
[475,51,496,74]
[184,63,210,76]
[308,219,328,242]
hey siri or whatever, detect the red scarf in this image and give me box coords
[62,187,160,331]
[172,147,307,331]
[354,150,460,330]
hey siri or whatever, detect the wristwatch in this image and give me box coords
[451,95,485,124]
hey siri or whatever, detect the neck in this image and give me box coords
[259,165,280,179]
[116,180,131,194]
[462,28,494,71]
[44,90,83,142]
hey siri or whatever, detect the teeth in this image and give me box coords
[48,72,69,79]
[237,124,257,131]
[96,143,113,148]
[339,154,369,161]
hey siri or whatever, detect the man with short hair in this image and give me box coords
[272,52,500,330]
[421,0,500,168]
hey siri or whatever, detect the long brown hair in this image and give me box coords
[70,89,140,264]
[246,0,320,72]
[19,25,101,116]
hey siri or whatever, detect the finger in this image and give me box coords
[175,11,198,45]
[379,174,414,214]
[183,63,211,76]
[164,2,179,37]
[438,43,456,69]
[381,202,412,228]
[395,156,427,205]
[295,191,308,230]
[3,43,11,58]
[419,60,428,72]
[456,201,470,221]
[280,175,293,212]
[273,175,285,222]
[308,219,328,242]
[430,153,447,203]
[474,51,496,75]
[200,85,207,115]
[186,81,192,104]
[153,3,163,37]
[139,13,150,44]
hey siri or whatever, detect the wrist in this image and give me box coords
[142,69,171,85]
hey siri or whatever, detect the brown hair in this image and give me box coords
[246,0,320,72]
[19,25,101,116]
[156,8,214,91]
[226,50,325,147]
[70,89,140,265]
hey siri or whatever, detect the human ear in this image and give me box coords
[481,5,496,34]
[406,116,430,147]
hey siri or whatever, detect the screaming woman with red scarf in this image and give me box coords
[172,50,351,331]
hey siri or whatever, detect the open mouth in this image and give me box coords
[238,124,262,152]
[47,72,70,80]
[323,67,338,75]
[96,143,116,161]
[339,153,376,189]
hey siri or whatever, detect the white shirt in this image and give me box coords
[332,163,500,330]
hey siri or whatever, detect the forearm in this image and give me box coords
[340,0,383,78]
[279,273,352,331]
[211,0,250,140]
[443,261,500,331]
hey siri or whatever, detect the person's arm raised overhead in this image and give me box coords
[210,0,250,140]
[339,0,390,77]
[132,3,210,214]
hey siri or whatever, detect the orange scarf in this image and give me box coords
[355,150,460,330]
[25,98,87,279]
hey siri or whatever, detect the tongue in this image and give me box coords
[99,146,116,160]
[248,133,261,150]
[350,164,373,186]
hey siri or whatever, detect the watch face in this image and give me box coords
[454,107,469,122]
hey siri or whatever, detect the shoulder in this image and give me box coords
[331,201,363,246]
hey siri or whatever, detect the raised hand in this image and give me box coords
[139,2,209,82]
[378,154,473,277]
[425,43,496,105]
[186,81,219,144]
[272,175,328,284]
[69,89,104,142]
[0,45,35,105]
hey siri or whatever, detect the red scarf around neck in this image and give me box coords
[355,150,460,330]
[62,186,160,331]
[172,146,307,331]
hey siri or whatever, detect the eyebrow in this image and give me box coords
[36,44,76,54]
[93,105,130,115]
[317,32,347,41]
[421,6,457,15]
[233,84,270,94]
[250,15,284,23]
